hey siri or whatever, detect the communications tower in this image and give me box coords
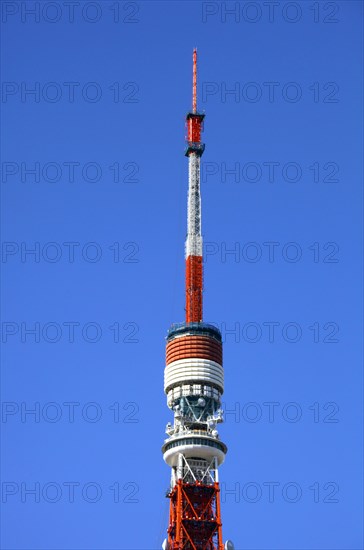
[162,50,233,550]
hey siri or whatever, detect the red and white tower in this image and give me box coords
[162,50,233,550]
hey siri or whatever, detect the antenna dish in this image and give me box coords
[225,541,235,550]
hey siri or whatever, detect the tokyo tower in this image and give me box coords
[162,50,234,550]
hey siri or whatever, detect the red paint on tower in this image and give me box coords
[185,255,203,323]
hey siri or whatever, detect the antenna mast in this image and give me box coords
[185,48,205,323]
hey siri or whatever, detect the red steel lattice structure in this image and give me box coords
[162,50,231,550]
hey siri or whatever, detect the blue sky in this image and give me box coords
[1,1,363,549]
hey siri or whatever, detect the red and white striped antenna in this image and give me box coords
[193,47,197,113]
[185,48,205,323]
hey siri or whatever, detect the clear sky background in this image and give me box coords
[1,1,363,549]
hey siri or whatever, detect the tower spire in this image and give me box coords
[185,48,205,323]
[193,47,197,113]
